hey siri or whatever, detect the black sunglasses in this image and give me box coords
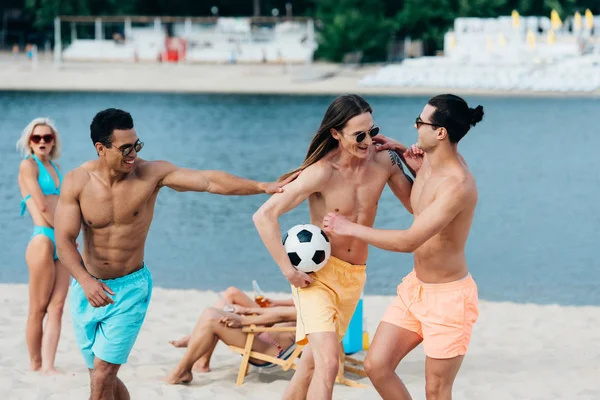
[30,134,55,144]
[106,139,144,157]
[415,116,440,130]
[345,126,380,143]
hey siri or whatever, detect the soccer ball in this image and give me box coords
[282,224,331,273]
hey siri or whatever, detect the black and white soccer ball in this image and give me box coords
[282,224,331,273]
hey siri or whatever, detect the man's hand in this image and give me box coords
[373,134,407,153]
[81,276,115,308]
[262,170,301,194]
[322,212,355,236]
[285,268,315,289]
[403,145,424,173]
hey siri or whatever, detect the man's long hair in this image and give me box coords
[280,94,372,180]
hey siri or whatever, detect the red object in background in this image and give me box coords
[163,37,187,62]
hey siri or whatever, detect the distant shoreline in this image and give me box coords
[1,58,598,98]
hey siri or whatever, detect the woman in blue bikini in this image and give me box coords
[16,118,70,374]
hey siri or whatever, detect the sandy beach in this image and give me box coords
[1,283,599,399]
[1,56,599,98]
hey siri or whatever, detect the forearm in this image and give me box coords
[269,299,295,307]
[41,210,54,227]
[207,171,265,195]
[397,151,417,179]
[253,213,296,277]
[240,314,279,326]
[31,196,54,226]
[348,223,416,253]
[56,239,93,283]
[241,308,295,326]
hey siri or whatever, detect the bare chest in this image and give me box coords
[316,166,388,217]
[411,171,445,215]
[80,180,158,228]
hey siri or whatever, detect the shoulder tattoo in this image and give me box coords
[387,149,403,170]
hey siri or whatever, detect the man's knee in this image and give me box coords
[363,354,378,378]
[364,352,392,380]
[314,351,339,379]
[425,376,452,400]
[92,360,119,384]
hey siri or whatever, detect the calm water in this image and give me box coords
[0,91,598,306]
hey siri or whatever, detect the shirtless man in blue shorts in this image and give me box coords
[55,108,297,400]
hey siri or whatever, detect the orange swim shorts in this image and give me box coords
[381,270,479,359]
[291,256,366,345]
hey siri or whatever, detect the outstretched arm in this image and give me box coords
[323,178,468,253]
[155,161,299,195]
[253,164,330,288]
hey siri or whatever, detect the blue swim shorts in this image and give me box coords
[70,265,153,369]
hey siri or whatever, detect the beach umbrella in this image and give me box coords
[527,29,536,49]
[486,36,494,52]
[547,29,555,45]
[574,11,582,31]
[585,9,594,30]
[550,10,562,30]
[511,10,520,28]
[449,32,456,50]
[498,32,507,47]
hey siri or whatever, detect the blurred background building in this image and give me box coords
[2,1,599,92]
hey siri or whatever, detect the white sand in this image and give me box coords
[1,57,598,98]
[1,283,599,400]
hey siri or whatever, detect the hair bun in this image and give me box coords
[469,105,484,126]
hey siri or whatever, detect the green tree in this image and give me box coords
[26,0,137,29]
[26,0,89,28]
[457,0,508,17]
[313,0,396,62]
[396,0,456,55]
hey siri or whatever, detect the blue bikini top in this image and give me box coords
[20,154,63,215]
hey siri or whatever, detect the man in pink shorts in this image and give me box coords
[323,94,484,400]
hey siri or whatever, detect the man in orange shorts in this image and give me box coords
[323,94,484,400]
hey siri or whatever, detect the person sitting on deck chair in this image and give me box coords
[168,286,294,367]
[165,304,297,384]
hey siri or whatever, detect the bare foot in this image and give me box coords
[192,360,210,373]
[30,361,42,372]
[165,368,193,385]
[168,336,190,348]
[42,367,62,376]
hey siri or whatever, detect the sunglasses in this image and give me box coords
[344,126,380,143]
[107,139,144,157]
[415,116,440,130]
[30,134,54,144]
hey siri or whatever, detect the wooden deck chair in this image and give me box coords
[337,343,368,388]
[229,324,368,388]
[229,324,303,386]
